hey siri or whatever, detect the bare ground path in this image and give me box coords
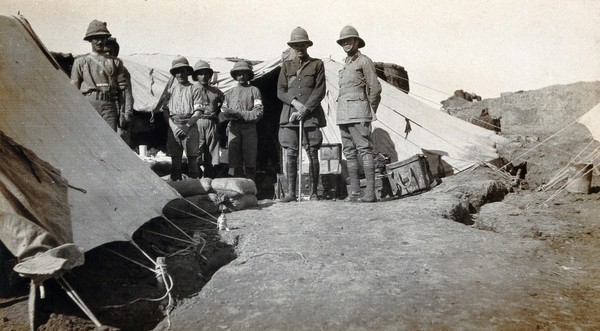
[157,168,600,330]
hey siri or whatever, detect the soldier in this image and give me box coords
[220,61,264,181]
[71,20,127,132]
[336,26,382,203]
[162,56,203,181]
[277,27,327,202]
[191,60,224,179]
[104,37,134,146]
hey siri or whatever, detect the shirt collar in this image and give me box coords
[345,51,361,64]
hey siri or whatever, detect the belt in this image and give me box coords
[339,86,366,96]
[171,114,192,125]
[83,90,113,101]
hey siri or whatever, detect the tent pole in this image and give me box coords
[57,276,103,328]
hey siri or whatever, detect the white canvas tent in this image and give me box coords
[121,53,505,174]
[0,15,179,265]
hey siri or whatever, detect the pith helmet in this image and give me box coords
[287,27,313,47]
[230,61,254,80]
[169,56,193,76]
[192,60,214,81]
[84,20,111,41]
[336,25,365,48]
[105,37,120,56]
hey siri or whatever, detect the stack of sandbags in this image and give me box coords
[211,178,258,210]
[163,178,220,218]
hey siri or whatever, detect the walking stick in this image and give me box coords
[298,119,303,201]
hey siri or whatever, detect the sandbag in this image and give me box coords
[230,194,258,210]
[167,178,213,197]
[162,194,220,219]
[212,177,257,198]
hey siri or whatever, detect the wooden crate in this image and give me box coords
[387,154,434,196]
[320,143,342,160]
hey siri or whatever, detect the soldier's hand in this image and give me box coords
[289,108,307,122]
[175,124,189,138]
[291,99,307,112]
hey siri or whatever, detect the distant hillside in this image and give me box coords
[444,81,600,136]
[442,81,600,187]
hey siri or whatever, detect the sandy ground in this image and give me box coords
[153,169,600,330]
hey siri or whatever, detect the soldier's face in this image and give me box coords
[341,38,359,54]
[235,72,249,85]
[196,70,212,85]
[173,68,190,84]
[290,42,309,60]
[90,37,107,53]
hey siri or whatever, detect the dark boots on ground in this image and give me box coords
[344,153,377,203]
[358,153,376,203]
[281,151,297,203]
[307,149,319,201]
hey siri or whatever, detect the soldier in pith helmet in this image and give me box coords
[192,60,224,179]
[71,20,127,132]
[277,27,327,202]
[335,25,382,203]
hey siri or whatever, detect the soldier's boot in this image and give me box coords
[203,164,216,179]
[281,152,297,203]
[358,153,377,203]
[188,156,200,179]
[344,157,361,202]
[245,167,256,182]
[308,149,320,200]
[171,157,183,181]
[230,167,244,177]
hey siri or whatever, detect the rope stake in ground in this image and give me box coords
[217,213,230,231]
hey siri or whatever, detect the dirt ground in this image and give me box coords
[1,81,600,330]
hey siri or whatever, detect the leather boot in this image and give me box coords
[188,156,200,179]
[344,157,361,202]
[358,153,377,203]
[245,167,255,182]
[308,149,320,200]
[202,164,216,179]
[171,157,183,181]
[281,152,297,203]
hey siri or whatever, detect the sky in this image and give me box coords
[1,0,599,106]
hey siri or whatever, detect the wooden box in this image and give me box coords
[320,143,342,160]
[387,154,434,196]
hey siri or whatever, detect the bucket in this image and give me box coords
[566,163,593,194]
[138,145,148,157]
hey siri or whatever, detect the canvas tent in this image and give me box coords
[120,53,505,175]
[0,14,179,276]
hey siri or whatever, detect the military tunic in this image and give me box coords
[336,51,382,158]
[197,85,224,166]
[71,52,127,131]
[223,85,263,168]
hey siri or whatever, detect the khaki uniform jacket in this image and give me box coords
[336,51,382,125]
[165,81,203,120]
[223,85,263,123]
[197,84,225,121]
[70,52,127,96]
[277,57,327,128]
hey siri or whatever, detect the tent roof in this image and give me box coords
[123,53,504,172]
[0,15,179,252]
